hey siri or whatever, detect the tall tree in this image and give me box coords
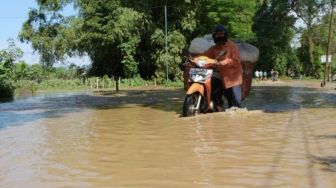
[206,0,256,41]
[19,0,260,85]
[290,0,330,77]
[253,0,296,74]
[19,0,71,67]
[0,39,23,98]
[73,0,145,86]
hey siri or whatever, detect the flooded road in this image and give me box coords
[1,80,336,188]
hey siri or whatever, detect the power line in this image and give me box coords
[0,17,26,19]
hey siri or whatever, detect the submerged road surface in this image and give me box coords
[0,80,336,188]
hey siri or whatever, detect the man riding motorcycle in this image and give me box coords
[203,25,243,110]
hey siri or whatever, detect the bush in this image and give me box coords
[38,79,86,90]
[120,75,155,87]
[14,80,38,94]
[162,80,184,87]
[0,80,14,98]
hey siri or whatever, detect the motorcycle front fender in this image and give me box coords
[186,83,205,96]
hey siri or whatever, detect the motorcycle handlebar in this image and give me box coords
[184,58,218,69]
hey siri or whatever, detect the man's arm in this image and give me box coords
[219,42,240,67]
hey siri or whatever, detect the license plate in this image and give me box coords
[189,68,208,75]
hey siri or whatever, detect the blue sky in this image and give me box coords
[0,0,89,66]
[0,0,38,63]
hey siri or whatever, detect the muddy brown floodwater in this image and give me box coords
[0,80,336,188]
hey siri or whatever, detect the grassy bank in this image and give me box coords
[13,77,184,96]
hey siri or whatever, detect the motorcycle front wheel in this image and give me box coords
[182,93,201,117]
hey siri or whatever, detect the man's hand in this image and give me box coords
[218,59,229,66]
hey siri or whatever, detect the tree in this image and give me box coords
[19,0,71,68]
[290,0,331,77]
[15,61,29,80]
[66,0,146,91]
[123,0,202,82]
[19,0,260,86]
[252,0,296,75]
[150,29,186,82]
[0,39,24,98]
[206,0,256,41]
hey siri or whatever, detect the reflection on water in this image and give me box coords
[1,81,336,188]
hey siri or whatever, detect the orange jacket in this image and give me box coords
[204,40,242,89]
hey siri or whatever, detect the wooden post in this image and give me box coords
[96,77,99,91]
[322,1,334,86]
[115,76,119,91]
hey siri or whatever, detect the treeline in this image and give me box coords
[0,39,179,98]
[18,0,336,80]
[0,39,88,98]
[1,0,336,98]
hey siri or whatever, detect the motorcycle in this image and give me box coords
[182,52,224,117]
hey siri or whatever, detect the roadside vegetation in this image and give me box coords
[1,0,336,99]
[0,41,183,99]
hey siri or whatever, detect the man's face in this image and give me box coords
[214,32,225,38]
[213,31,227,45]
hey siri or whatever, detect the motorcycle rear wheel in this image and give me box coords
[182,93,200,117]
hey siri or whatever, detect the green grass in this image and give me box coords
[12,77,184,96]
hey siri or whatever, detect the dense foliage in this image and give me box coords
[18,0,258,85]
[0,40,181,98]
[0,39,23,98]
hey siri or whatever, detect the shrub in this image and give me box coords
[0,80,14,98]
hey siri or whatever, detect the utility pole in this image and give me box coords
[322,0,334,87]
[164,1,168,82]
[151,1,170,82]
[329,1,335,82]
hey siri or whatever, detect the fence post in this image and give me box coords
[96,77,99,91]
[103,79,105,90]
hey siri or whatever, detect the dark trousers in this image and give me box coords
[211,77,223,108]
[223,85,242,108]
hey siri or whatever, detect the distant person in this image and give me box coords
[259,70,263,81]
[274,71,279,81]
[263,71,267,80]
[255,70,260,82]
[270,69,275,82]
